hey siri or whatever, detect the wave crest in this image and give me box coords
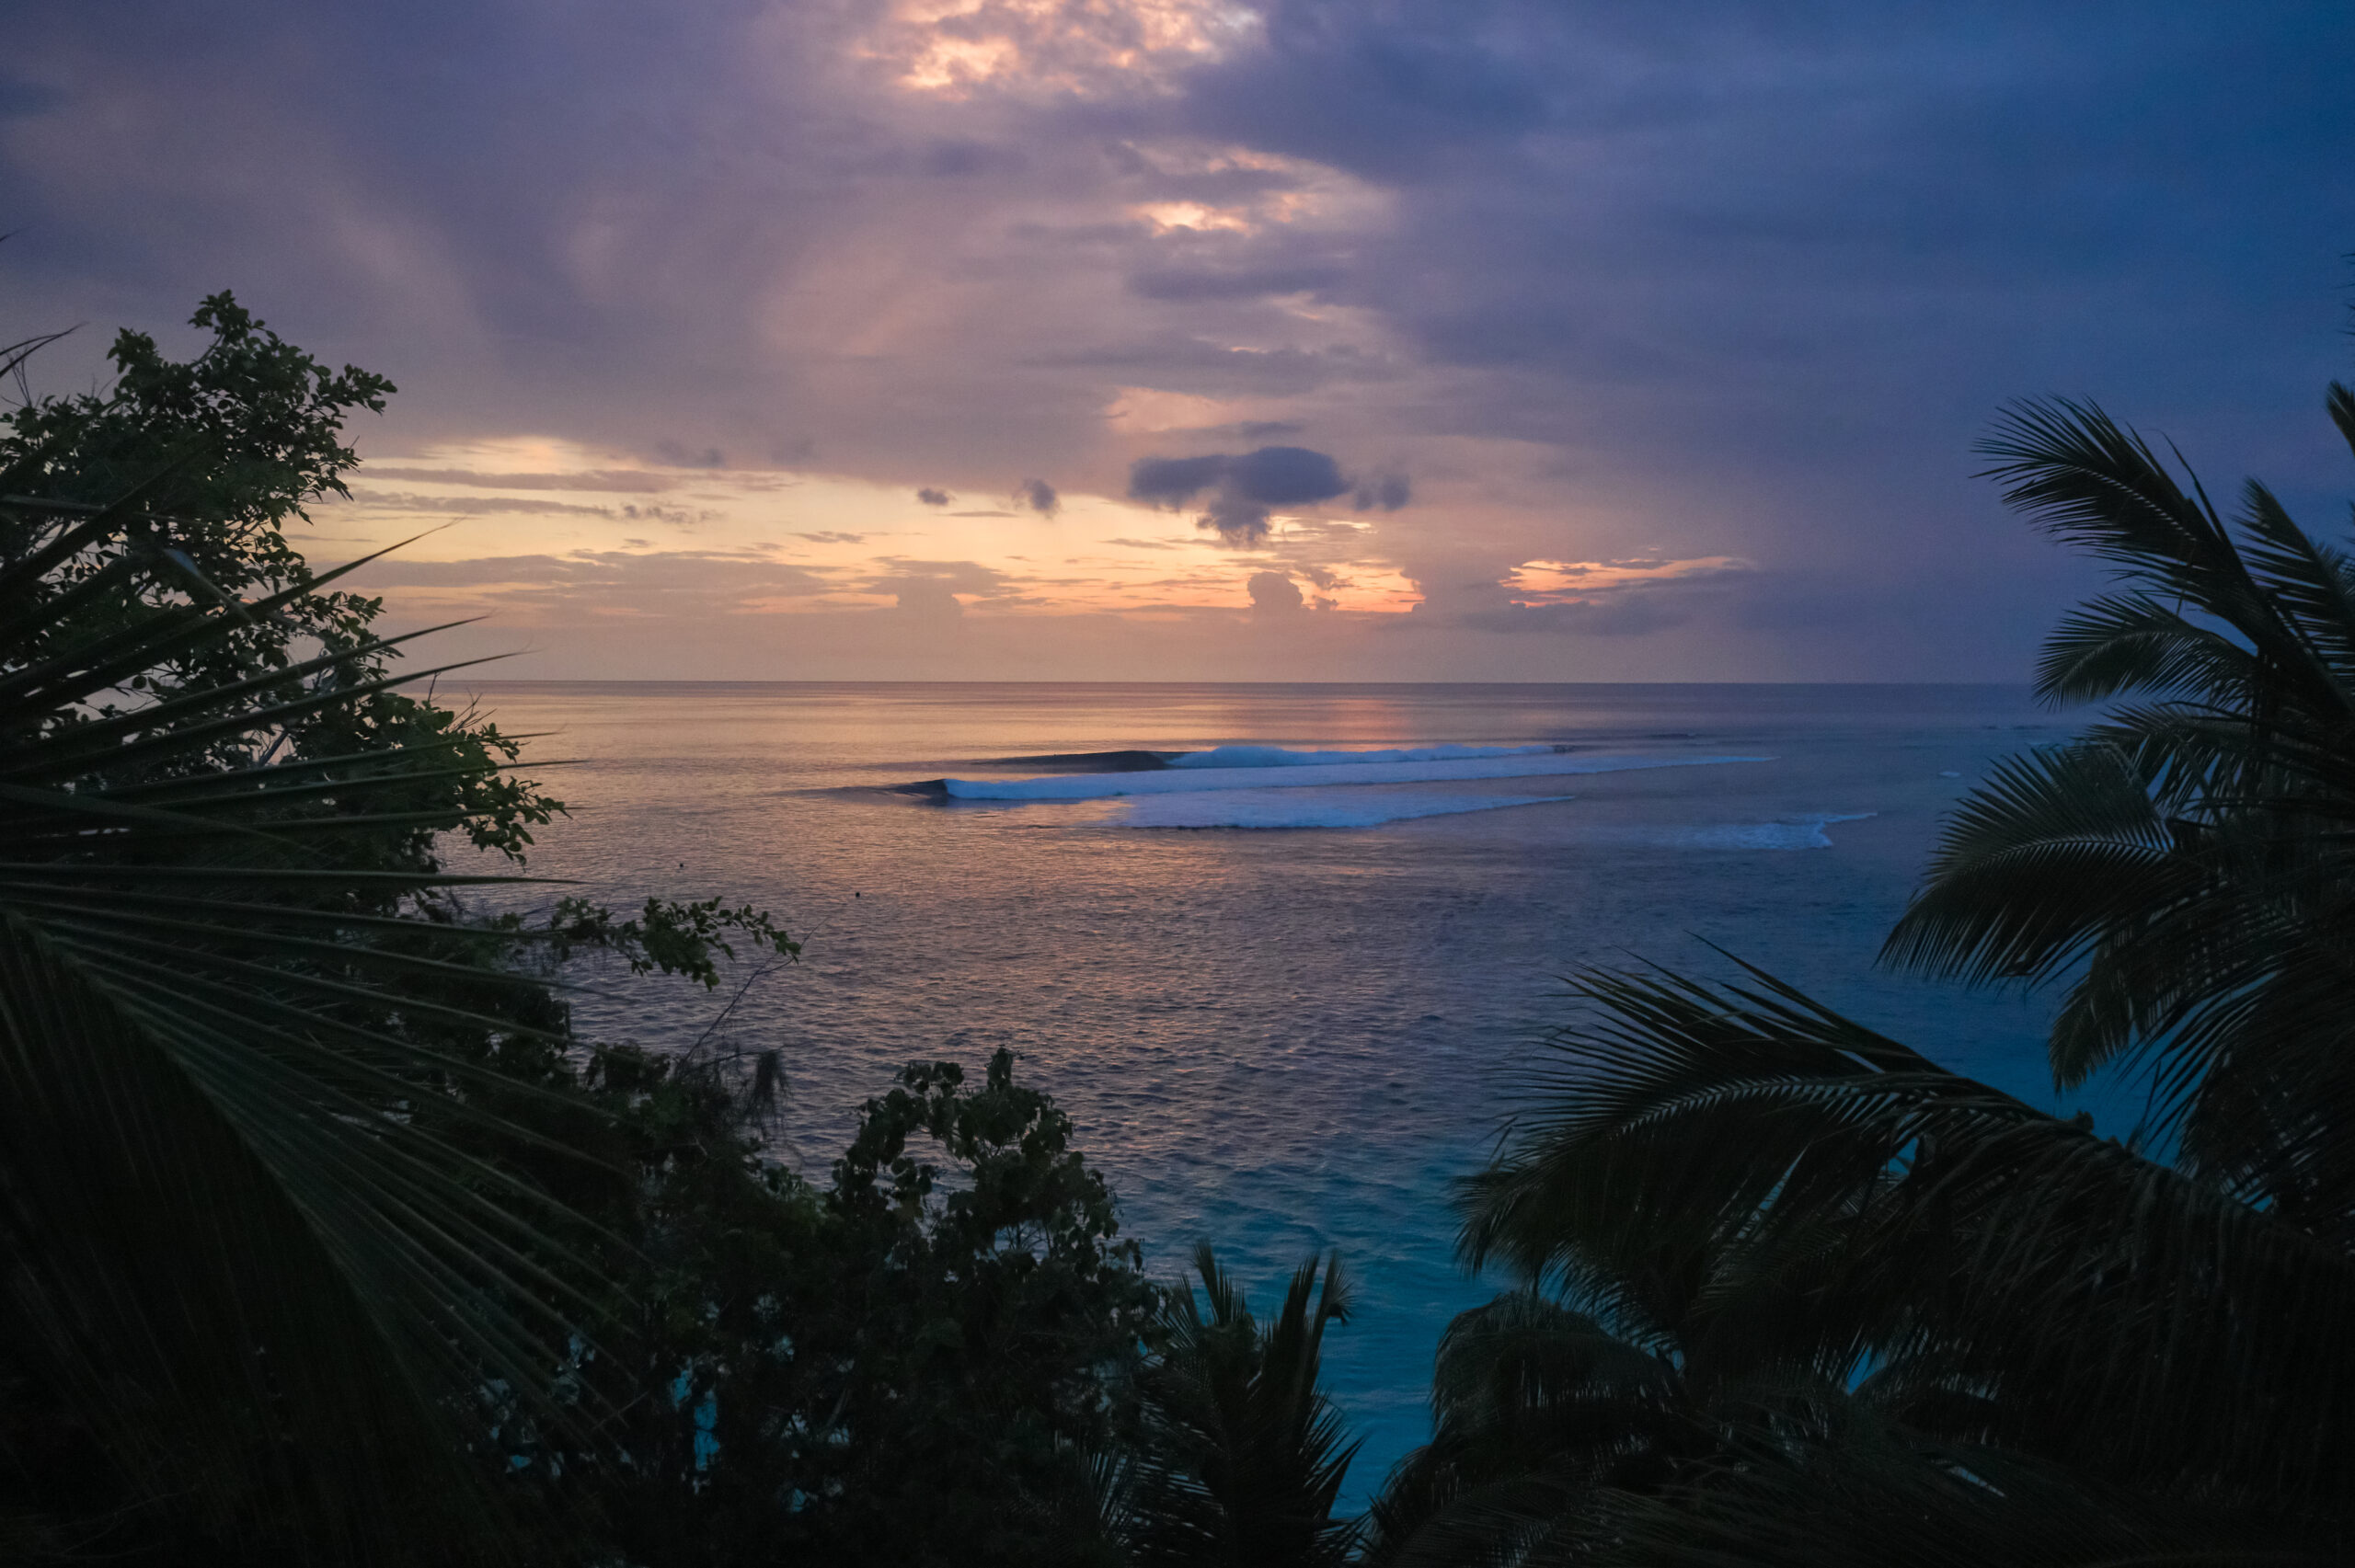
[942,751,1765,801]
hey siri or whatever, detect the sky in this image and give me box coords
[5,0,2353,681]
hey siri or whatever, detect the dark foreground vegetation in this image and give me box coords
[4,295,2352,1564]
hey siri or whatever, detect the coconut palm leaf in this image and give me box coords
[1131,1244,1361,1567]
[1885,388,2355,1239]
[1585,1411,2337,1567]
[1364,1291,1691,1568]
[0,491,616,1559]
[1459,962,2355,1508]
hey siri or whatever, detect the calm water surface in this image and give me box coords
[454,681,2088,1503]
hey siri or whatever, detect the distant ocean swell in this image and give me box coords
[860,742,1873,835]
[933,748,1771,802]
[1098,789,1576,830]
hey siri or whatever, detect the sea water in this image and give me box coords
[454,681,2097,1505]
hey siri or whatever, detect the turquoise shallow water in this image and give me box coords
[453,681,2097,1506]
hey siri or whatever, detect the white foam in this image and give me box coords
[943,752,1766,801]
[1112,789,1575,830]
[1168,742,1560,769]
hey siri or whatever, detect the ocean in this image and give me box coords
[454,681,2095,1505]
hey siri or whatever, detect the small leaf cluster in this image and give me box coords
[1,293,564,877]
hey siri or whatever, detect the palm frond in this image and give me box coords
[1591,1413,2336,1567]
[1364,1292,1690,1568]
[1131,1245,1362,1567]
[2326,381,2355,459]
[0,488,621,1557]
[1462,963,2355,1505]
[1890,390,2355,1240]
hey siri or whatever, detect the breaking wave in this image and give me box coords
[939,751,1765,802]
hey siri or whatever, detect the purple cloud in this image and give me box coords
[1130,445,1372,544]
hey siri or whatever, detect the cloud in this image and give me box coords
[1200,420,1306,441]
[868,556,1017,616]
[1128,444,1366,544]
[359,467,678,493]
[1026,338,1388,398]
[883,578,965,616]
[653,441,727,469]
[617,502,710,525]
[1016,477,1060,516]
[342,490,616,517]
[1453,593,1694,637]
[1246,569,1304,614]
[868,558,1016,593]
[1128,454,1228,504]
[1129,262,1344,301]
[332,549,834,618]
[342,555,582,586]
[794,531,867,544]
[920,138,1018,178]
[915,486,951,506]
[1396,552,1752,637]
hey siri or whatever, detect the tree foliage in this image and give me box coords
[0,298,790,1562]
[557,1046,1165,1568]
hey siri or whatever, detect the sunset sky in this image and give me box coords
[6,1,2352,680]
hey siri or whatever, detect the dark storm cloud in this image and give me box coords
[915,487,951,507]
[1129,445,1363,545]
[1016,478,1060,516]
